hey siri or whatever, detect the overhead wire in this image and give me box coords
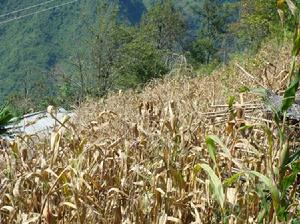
[0,0,78,26]
[0,0,56,18]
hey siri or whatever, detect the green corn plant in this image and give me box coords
[276,0,300,221]
[231,1,300,222]
[194,163,225,221]
[0,105,13,126]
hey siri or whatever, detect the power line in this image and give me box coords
[0,0,78,26]
[0,0,56,19]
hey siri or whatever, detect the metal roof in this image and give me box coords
[1,108,73,140]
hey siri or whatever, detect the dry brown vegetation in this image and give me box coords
[0,41,299,223]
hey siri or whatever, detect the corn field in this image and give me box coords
[0,38,299,223]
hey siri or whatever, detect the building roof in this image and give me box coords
[1,108,73,140]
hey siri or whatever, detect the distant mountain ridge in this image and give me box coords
[0,0,232,103]
[0,0,149,102]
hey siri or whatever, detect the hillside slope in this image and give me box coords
[1,40,299,223]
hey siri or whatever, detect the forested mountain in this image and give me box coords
[0,0,275,114]
[0,0,145,104]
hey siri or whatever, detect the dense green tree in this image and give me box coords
[80,0,186,92]
[115,32,167,88]
[140,0,186,51]
[114,0,186,88]
[230,0,280,50]
[190,38,217,64]
[189,0,233,64]
[88,1,135,96]
[58,1,136,100]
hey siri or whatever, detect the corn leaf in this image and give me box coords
[206,136,217,167]
[0,106,13,126]
[249,171,280,212]
[206,135,230,159]
[224,172,243,187]
[281,68,300,112]
[286,0,298,16]
[200,163,225,209]
[206,135,243,169]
